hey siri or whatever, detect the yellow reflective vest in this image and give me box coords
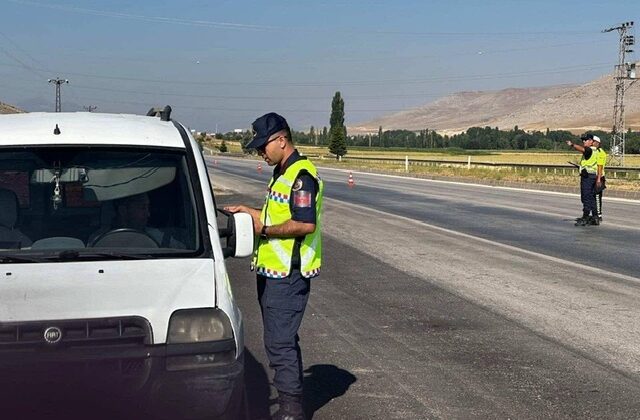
[580,146,598,174]
[596,147,607,176]
[252,158,323,279]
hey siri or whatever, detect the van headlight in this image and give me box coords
[167,308,233,343]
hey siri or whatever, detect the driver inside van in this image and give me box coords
[90,193,184,249]
[0,188,32,249]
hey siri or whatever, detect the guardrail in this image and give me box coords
[342,156,640,179]
[202,148,640,179]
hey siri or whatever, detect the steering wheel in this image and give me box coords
[90,228,159,248]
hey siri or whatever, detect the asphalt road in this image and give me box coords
[209,156,640,419]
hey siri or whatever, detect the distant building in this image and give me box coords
[233,129,244,134]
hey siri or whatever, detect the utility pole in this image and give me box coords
[83,105,97,112]
[48,78,69,112]
[603,21,637,166]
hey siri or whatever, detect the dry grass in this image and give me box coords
[332,149,640,166]
[314,157,640,192]
[207,141,640,192]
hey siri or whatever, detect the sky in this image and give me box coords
[0,0,637,133]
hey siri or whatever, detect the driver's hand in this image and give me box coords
[224,205,246,213]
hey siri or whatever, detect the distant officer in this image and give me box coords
[566,134,599,226]
[225,112,323,420]
[593,135,606,222]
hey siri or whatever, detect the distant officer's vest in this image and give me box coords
[252,158,323,279]
[596,147,607,176]
[580,146,598,174]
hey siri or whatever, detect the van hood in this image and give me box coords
[0,259,215,344]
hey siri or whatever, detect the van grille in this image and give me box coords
[0,316,152,349]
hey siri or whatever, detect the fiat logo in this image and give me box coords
[43,326,62,344]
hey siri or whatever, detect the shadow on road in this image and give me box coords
[245,353,356,420]
[245,349,272,420]
[304,364,357,419]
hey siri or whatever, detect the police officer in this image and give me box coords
[593,135,606,222]
[225,113,323,420]
[567,134,599,226]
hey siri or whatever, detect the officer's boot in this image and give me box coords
[272,392,306,420]
[588,215,600,226]
[575,214,589,226]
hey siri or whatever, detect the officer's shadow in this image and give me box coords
[303,364,357,419]
[246,355,356,419]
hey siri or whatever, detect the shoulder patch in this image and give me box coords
[293,190,312,208]
[292,178,303,191]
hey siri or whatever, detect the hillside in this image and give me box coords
[0,101,24,114]
[487,73,640,133]
[350,68,640,135]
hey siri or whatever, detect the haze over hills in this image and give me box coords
[350,67,640,135]
[4,65,640,135]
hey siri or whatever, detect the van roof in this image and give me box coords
[0,112,186,148]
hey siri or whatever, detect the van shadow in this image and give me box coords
[244,349,272,420]
[304,364,357,419]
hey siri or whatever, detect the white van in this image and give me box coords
[0,108,253,419]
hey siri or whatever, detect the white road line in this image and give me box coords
[208,157,640,231]
[327,197,640,286]
[318,166,640,205]
[208,156,640,204]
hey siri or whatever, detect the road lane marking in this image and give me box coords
[208,158,640,282]
[207,158,640,231]
[327,197,640,286]
[207,156,640,204]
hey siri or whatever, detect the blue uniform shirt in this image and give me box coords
[273,150,317,224]
[272,150,318,268]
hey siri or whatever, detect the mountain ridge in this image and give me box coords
[350,69,640,135]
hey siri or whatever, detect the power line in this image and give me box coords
[0,60,612,87]
[66,95,414,113]
[7,0,597,38]
[44,39,611,66]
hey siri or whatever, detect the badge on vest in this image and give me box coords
[292,178,303,191]
[293,190,311,208]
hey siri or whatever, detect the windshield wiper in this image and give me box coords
[0,255,46,263]
[54,250,154,261]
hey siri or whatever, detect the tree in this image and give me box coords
[309,126,316,145]
[328,91,347,159]
[378,126,383,147]
[196,132,207,151]
[218,139,228,153]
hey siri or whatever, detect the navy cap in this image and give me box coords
[246,112,289,149]
[580,133,594,141]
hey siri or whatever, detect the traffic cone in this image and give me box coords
[257,162,263,173]
[347,171,355,187]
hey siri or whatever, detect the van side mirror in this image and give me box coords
[218,210,254,258]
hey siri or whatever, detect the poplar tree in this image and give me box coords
[329,91,347,159]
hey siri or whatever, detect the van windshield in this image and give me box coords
[0,147,201,260]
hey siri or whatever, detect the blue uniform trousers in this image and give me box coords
[580,173,597,217]
[257,269,310,396]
